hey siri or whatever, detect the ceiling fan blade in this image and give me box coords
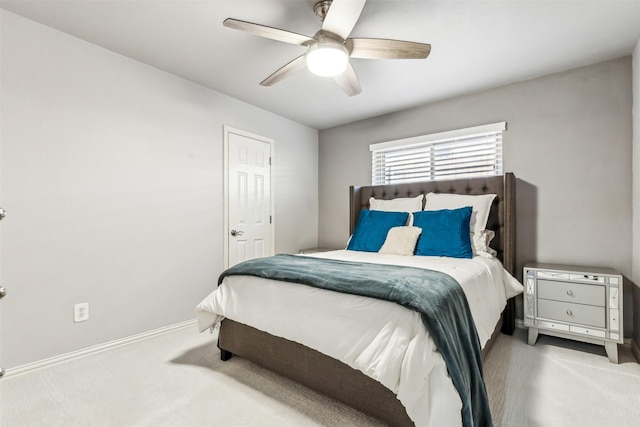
[333,62,361,96]
[224,18,315,46]
[260,54,308,87]
[321,0,367,40]
[346,38,431,59]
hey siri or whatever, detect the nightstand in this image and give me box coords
[299,247,339,254]
[523,262,623,363]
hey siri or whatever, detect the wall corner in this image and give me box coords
[632,36,640,362]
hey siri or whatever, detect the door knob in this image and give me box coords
[0,207,6,221]
[0,287,6,299]
[230,230,244,237]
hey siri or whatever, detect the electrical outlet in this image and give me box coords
[74,303,89,323]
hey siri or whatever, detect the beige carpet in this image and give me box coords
[1,325,639,426]
[0,325,385,427]
[485,328,640,427]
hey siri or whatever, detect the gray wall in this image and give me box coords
[633,39,640,355]
[0,11,318,368]
[319,57,633,336]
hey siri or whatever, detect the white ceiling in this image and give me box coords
[2,0,640,130]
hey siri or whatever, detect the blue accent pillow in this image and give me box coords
[413,207,473,258]
[347,210,410,252]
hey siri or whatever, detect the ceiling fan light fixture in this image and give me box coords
[306,40,349,77]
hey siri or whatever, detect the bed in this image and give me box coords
[196,173,521,426]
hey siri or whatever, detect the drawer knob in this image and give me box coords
[566,290,573,296]
[566,310,573,316]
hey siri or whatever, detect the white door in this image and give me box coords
[224,126,274,268]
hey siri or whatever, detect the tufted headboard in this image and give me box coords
[349,173,516,333]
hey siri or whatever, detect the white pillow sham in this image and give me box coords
[369,195,424,213]
[424,192,497,255]
[473,229,497,257]
[370,194,424,226]
[378,226,422,256]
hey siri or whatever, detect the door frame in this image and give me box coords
[223,125,275,269]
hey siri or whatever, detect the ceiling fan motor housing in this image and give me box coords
[314,0,333,22]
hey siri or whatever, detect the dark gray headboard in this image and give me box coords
[349,172,516,275]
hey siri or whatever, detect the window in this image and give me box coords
[370,122,505,185]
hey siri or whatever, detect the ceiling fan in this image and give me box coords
[223,0,431,96]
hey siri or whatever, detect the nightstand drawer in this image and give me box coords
[537,299,605,328]
[538,279,604,306]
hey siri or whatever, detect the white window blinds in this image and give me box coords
[370,122,505,185]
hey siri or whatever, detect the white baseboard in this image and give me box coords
[3,319,198,379]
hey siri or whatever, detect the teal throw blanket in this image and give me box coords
[219,254,492,427]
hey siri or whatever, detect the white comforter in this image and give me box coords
[196,250,523,427]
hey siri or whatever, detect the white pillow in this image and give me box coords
[424,192,497,255]
[379,226,422,256]
[424,192,496,235]
[473,229,497,257]
[370,195,423,226]
[369,195,423,213]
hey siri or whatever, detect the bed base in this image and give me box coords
[218,314,504,427]
[219,318,414,426]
